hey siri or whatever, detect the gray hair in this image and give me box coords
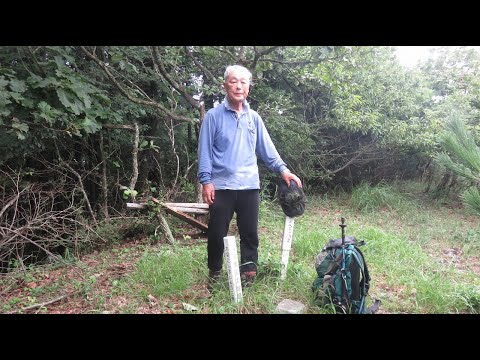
[224,65,252,84]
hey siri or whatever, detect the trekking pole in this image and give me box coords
[340,217,346,246]
[339,217,348,312]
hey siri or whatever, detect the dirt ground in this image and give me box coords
[0,233,210,314]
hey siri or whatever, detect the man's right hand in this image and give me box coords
[202,183,215,205]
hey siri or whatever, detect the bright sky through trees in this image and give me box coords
[395,46,436,68]
[395,46,480,68]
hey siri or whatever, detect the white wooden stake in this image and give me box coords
[280,216,295,280]
[223,235,243,303]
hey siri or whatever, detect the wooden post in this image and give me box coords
[280,216,295,280]
[223,235,243,303]
[156,212,175,245]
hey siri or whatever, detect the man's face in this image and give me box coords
[224,70,250,104]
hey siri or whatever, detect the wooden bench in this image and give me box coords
[127,198,209,233]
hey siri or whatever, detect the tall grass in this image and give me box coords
[124,181,480,313]
[350,181,413,213]
[134,245,207,297]
[125,178,474,315]
[463,187,480,216]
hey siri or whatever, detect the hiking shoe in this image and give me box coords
[240,271,256,288]
[207,270,222,291]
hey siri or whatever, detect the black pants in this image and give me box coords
[207,189,259,274]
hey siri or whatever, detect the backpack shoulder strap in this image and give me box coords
[352,245,370,283]
[352,245,381,314]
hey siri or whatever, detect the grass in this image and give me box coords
[1,180,480,314]
[134,245,207,297]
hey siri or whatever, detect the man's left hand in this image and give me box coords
[281,170,302,188]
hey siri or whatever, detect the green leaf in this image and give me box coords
[12,122,29,133]
[20,97,35,108]
[110,53,124,64]
[11,121,29,140]
[0,89,12,107]
[28,74,58,89]
[81,117,102,134]
[9,79,26,93]
[70,82,92,108]
[16,132,26,140]
[56,88,83,115]
[37,101,60,125]
[9,92,24,103]
[122,188,137,199]
[0,77,9,88]
[56,88,72,108]
[71,98,84,115]
[54,55,66,70]
[94,92,111,104]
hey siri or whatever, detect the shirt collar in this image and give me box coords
[223,96,250,114]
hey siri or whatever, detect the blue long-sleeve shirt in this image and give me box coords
[197,97,288,190]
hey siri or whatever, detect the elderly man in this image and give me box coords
[197,64,302,289]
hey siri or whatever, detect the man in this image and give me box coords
[197,64,302,289]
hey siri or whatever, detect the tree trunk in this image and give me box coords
[99,132,110,222]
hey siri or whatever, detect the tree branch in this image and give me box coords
[80,46,196,124]
[6,292,77,314]
[251,46,281,69]
[184,46,220,85]
[151,46,201,110]
[211,46,237,61]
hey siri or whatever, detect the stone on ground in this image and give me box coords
[276,299,307,314]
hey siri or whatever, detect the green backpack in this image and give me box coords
[312,219,380,314]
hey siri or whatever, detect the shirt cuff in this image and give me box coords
[198,172,211,184]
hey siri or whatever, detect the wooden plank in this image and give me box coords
[126,202,146,209]
[164,202,209,209]
[127,201,209,214]
[161,203,208,233]
[168,206,209,214]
